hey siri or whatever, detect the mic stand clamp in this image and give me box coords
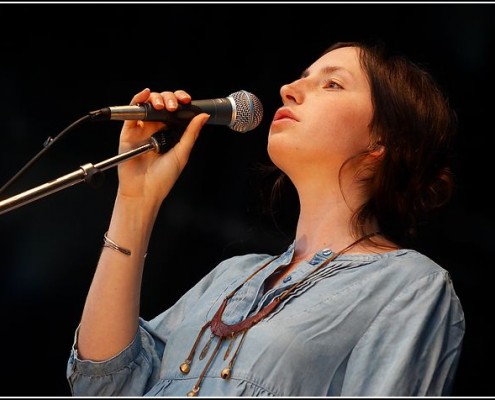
[81,163,105,189]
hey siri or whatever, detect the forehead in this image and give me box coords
[306,46,365,80]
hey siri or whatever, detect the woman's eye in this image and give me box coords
[323,80,342,89]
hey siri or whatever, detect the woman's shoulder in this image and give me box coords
[381,248,446,272]
[368,249,457,292]
[341,248,452,284]
[352,247,445,268]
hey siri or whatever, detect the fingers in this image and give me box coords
[148,90,192,111]
[123,89,193,131]
[123,89,206,153]
[129,88,192,108]
[128,87,150,106]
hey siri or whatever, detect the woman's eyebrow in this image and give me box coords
[300,65,353,80]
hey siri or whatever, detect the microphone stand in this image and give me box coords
[0,130,173,216]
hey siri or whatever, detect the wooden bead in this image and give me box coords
[221,367,231,379]
[180,362,191,374]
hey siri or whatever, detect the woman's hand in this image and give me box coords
[116,88,210,205]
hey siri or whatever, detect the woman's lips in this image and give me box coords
[272,107,299,123]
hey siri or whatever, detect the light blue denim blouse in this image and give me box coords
[66,243,465,396]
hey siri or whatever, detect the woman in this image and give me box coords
[66,41,465,396]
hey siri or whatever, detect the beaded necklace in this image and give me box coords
[180,231,380,396]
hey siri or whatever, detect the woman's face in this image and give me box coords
[268,46,373,182]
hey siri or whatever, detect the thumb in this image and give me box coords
[181,113,210,148]
[172,113,210,168]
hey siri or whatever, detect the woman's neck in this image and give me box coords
[292,190,388,260]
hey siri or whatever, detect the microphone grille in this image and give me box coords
[229,90,263,133]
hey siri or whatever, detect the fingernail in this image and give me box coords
[202,114,211,126]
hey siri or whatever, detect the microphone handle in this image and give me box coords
[191,97,234,126]
[93,98,234,127]
[142,98,235,126]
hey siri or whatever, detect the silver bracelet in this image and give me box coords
[102,231,132,256]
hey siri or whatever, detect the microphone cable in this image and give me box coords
[0,114,92,197]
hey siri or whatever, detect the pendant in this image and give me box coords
[223,333,237,360]
[199,334,214,360]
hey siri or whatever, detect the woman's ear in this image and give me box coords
[368,144,385,159]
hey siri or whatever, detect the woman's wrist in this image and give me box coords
[104,192,160,259]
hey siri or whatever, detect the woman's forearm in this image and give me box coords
[76,193,160,361]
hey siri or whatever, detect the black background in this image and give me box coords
[0,2,493,396]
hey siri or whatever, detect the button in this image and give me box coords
[309,259,319,265]
[322,249,332,256]
[283,275,292,283]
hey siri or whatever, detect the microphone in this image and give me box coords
[90,90,263,133]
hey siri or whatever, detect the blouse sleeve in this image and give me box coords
[66,320,164,396]
[340,270,465,396]
[66,256,237,396]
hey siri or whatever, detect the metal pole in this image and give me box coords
[0,141,156,216]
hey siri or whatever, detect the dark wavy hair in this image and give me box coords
[265,40,458,248]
